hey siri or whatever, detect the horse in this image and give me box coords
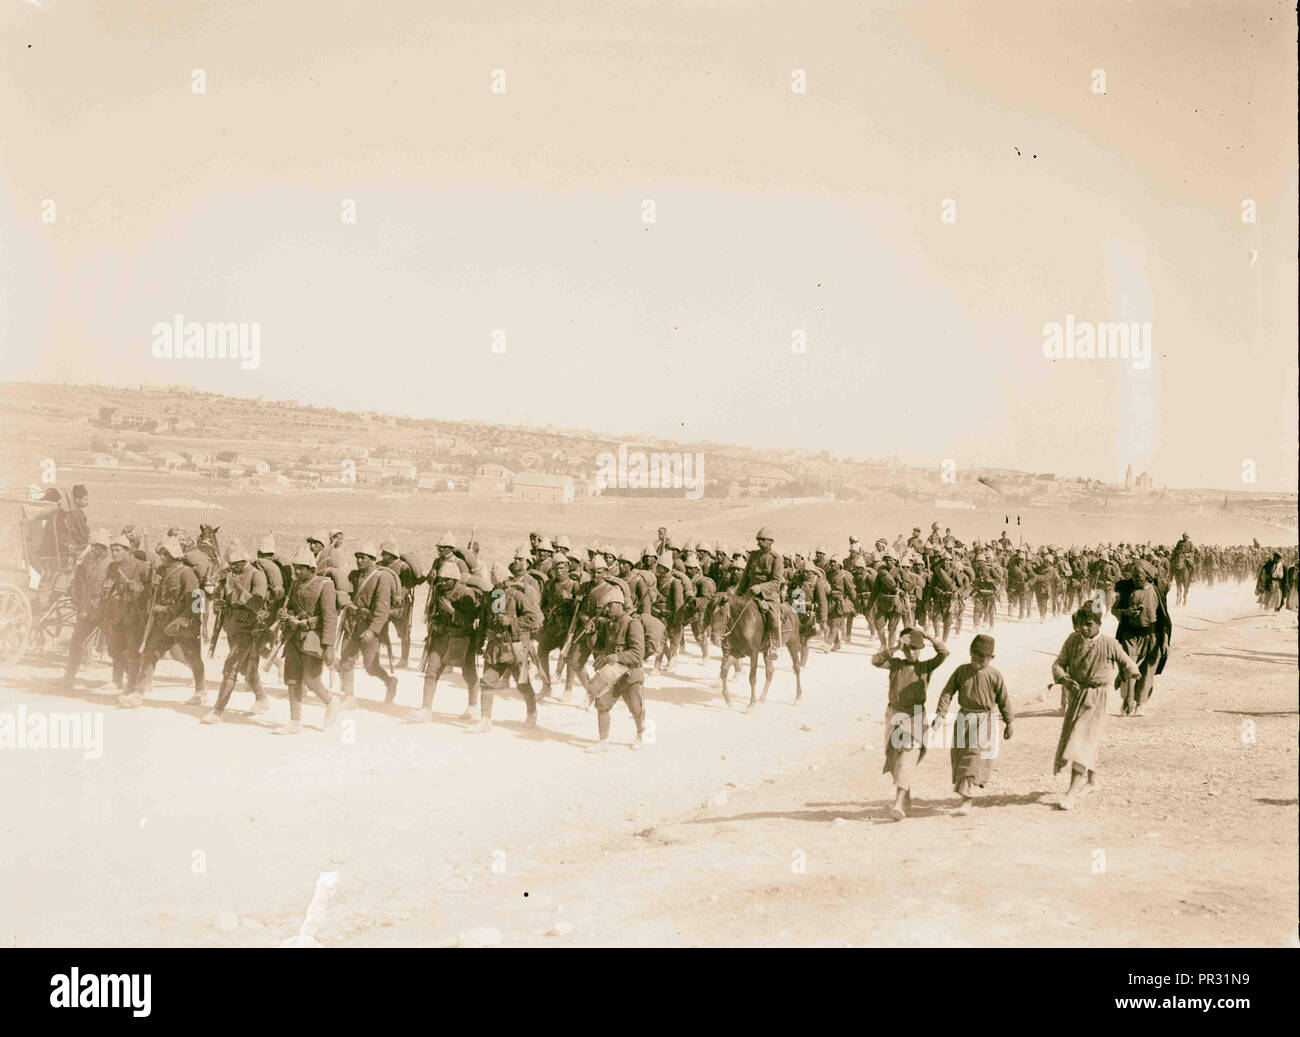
[1171,554,1194,606]
[708,590,803,711]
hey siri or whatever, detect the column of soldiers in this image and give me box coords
[54,516,1294,748]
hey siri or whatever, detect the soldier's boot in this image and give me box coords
[247,666,269,713]
[202,676,237,723]
[274,684,303,734]
[383,674,399,705]
[592,707,612,752]
[459,681,478,719]
[520,683,538,729]
[340,669,357,710]
[416,677,437,722]
[470,690,493,733]
[185,679,209,707]
[398,635,410,671]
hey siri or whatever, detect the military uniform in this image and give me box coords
[210,560,271,718]
[61,542,112,689]
[127,553,205,708]
[419,579,482,716]
[475,575,543,730]
[339,559,399,706]
[279,568,339,729]
[104,547,151,691]
[737,541,785,650]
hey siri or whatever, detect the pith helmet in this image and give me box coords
[89,528,111,548]
[292,546,317,567]
[656,552,673,568]
[683,552,700,568]
[437,530,457,548]
[379,540,399,557]
[756,527,774,541]
[109,533,131,549]
[258,535,277,555]
[226,543,249,563]
[158,536,183,559]
[354,541,378,559]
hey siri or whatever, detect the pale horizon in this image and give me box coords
[2,0,1296,492]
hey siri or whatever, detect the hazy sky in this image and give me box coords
[1,0,1296,490]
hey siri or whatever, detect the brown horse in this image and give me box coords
[708,590,803,711]
[1171,554,1195,606]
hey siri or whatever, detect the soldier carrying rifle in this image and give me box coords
[268,545,340,735]
[202,542,272,724]
[121,536,205,710]
[337,542,399,710]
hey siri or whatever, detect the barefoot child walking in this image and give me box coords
[931,633,1013,814]
[873,627,949,820]
[1051,602,1141,810]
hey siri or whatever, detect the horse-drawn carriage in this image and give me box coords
[0,493,86,666]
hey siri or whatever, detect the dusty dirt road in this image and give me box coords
[1,581,1295,947]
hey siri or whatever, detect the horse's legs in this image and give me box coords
[719,652,731,707]
[788,641,803,702]
[758,650,776,704]
[746,651,760,711]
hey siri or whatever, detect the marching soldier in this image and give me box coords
[737,527,784,652]
[588,584,648,752]
[338,542,399,709]
[537,555,579,690]
[416,560,482,721]
[474,563,543,732]
[561,554,614,697]
[683,553,716,658]
[254,534,287,675]
[61,528,113,690]
[380,541,418,669]
[651,551,685,669]
[317,528,347,572]
[202,543,272,724]
[825,557,856,650]
[271,546,340,735]
[789,558,828,664]
[122,536,205,709]
[104,532,151,692]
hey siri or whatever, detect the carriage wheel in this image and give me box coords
[0,584,33,667]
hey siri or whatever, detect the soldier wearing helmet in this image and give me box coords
[737,527,785,651]
[337,542,399,709]
[101,532,151,692]
[537,554,581,694]
[379,540,418,670]
[415,559,482,722]
[201,542,273,725]
[59,530,113,691]
[684,552,718,660]
[122,536,205,710]
[473,562,543,732]
[650,551,686,670]
[266,545,341,735]
[588,583,648,752]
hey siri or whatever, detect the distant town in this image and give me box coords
[0,381,1293,528]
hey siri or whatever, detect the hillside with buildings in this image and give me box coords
[0,381,1293,529]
